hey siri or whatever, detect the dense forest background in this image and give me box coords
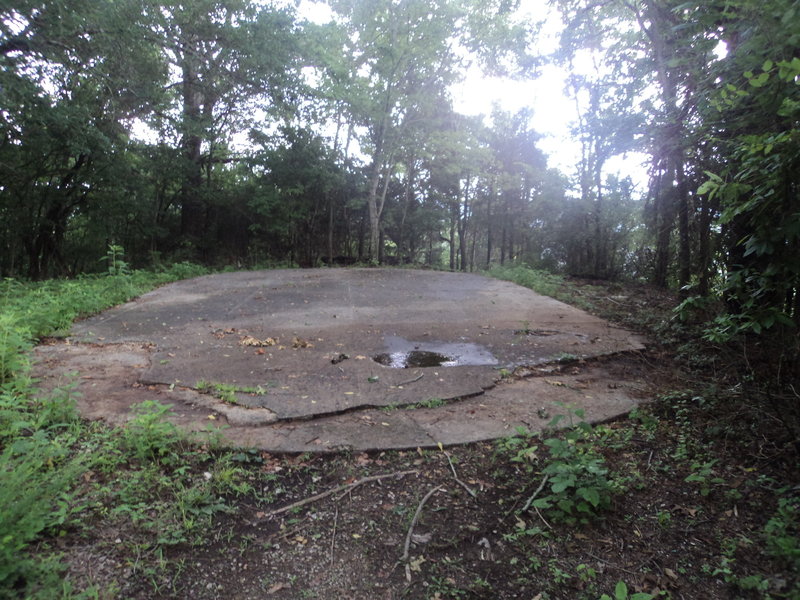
[1,0,798,368]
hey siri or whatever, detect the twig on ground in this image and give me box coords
[521,475,549,512]
[329,506,338,565]
[263,470,418,519]
[397,372,424,386]
[534,505,552,530]
[401,485,445,582]
[443,451,477,498]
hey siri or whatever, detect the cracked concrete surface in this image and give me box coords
[33,268,649,451]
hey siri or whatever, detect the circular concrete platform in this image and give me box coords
[34,269,649,451]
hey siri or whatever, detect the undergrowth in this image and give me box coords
[0,262,242,598]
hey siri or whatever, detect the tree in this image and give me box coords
[0,0,166,278]
[144,0,299,255]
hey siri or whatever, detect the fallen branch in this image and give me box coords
[263,470,418,519]
[401,485,445,582]
[521,475,549,512]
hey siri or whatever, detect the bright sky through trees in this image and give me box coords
[297,0,648,188]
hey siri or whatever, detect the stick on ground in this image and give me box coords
[263,470,418,519]
[521,475,549,512]
[400,485,445,582]
[444,451,477,498]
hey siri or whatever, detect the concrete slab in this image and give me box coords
[34,269,649,451]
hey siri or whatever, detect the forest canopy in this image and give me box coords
[1,0,798,353]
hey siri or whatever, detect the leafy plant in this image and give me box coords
[685,460,725,496]
[764,497,800,572]
[122,401,184,464]
[599,580,653,600]
[530,408,616,525]
[100,244,130,276]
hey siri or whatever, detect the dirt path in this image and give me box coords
[34,268,648,450]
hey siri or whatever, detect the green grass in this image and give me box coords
[0,263,233,598]
[485,264,564,297]
[485,264,595,310]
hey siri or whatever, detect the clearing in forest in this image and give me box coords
[34,268,647,451]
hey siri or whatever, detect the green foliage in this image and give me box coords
[498,408,618,527]
[764,497,800,573]
[122,401,184,465]
[0,312,31,385]
[599,580,653,600]
[684,460,726,497]
[487,265,566,300]
[532,412,615,525]
[0,441,81,589]
[0,264,224,596]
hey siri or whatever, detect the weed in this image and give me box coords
[122,401,184,464]
[599,580,654,600]
[100,244,130,276]
[685,460,725,496]
[530,408,616,525]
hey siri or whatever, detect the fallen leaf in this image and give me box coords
[409,556,425,572]
[266,582,289,594]
[351,533,361,539]
[544,379,565,387]
[664,568,678,580]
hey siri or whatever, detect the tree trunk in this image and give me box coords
[179,57,205,245]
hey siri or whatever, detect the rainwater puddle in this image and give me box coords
[373,335,498,369]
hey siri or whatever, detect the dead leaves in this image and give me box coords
[240,335,278,347]
[292,336,313,349]
[238,335,314,349]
